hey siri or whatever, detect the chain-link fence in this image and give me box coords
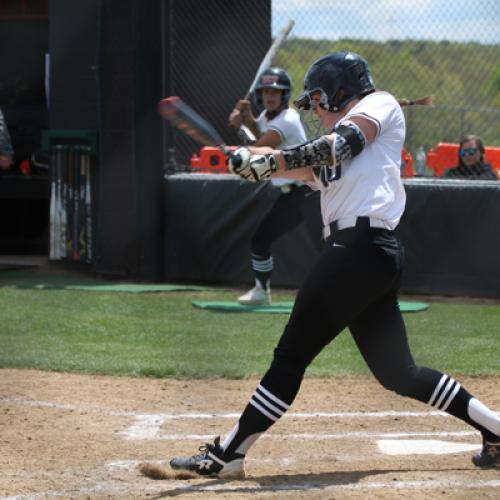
[165,0,499,172]
[272,0,500,160]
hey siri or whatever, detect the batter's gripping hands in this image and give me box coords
[228,147,253,180]
[248,154,277,181]
[229,148,278,182]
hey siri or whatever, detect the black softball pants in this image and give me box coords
[264,217,442,402]
[223,217,495,456]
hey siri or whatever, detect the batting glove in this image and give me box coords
[228,147,253,181]
[249,154,277,181]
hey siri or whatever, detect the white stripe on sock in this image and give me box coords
[235,432,262,455]
[252,262,273,272]
[221,424,239,452]
[440,383,461,411]
[251,256,273,271]
[434,378,456,409]
[428,374,448,406]
[257,384,290,411]
[253,391,285,417]
[249,399,278,422]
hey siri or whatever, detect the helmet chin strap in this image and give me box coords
[330,88,346,112]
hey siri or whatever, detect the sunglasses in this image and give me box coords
[459,147,478,157]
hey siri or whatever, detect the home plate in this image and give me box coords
[378,439,481,455]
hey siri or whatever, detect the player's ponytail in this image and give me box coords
[397,95,433,107]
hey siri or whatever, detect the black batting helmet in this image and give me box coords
[294,51,375,112]
[254,67,292,108]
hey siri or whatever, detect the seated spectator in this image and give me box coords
[444,135,496,180]
[0,108,14,171]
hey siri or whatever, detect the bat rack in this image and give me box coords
[42,129,97,264]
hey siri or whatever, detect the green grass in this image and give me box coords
[0,285,498,378]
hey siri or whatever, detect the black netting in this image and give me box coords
[162,0,500,173]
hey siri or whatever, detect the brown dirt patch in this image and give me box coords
[0,369,498,499]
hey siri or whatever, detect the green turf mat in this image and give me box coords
[0,271,212,292]
[63,283,211,292]
[192,300,429,314]
[399,301,429,312]
[193,301,296,314]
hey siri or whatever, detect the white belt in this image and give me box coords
[323,216,391,239]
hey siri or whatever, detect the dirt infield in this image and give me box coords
[1,369,499,499]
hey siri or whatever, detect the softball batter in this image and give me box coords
[171,51,500,477]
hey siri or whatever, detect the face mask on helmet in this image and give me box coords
[294,52,375,113]
[294,88,330,111]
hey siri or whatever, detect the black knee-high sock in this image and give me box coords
[221,364,304,457]
[403,367,500,442]
[251,253,273,290]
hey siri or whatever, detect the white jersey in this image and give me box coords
[309,91,406,230]
[257,107,307,187]
[256,107,306,148]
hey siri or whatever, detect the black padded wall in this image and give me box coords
[163,176,500,298]
[134,1,164,280]
[397,179,500,297]
[96,0,163,279]
[163,175,323,287]
[48,0,99,130]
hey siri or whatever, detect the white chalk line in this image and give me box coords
[1,398,498,499]
[1,397,489,442]
[6,475,497,499]
[0,397,140,417]
[0,397,461,418]
[4,397,499,422]
[136,430,479,441]
[121,413,484,441]
[150,479,500,495]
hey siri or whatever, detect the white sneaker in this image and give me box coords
[238,282,271,305]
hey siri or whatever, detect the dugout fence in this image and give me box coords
[270,1,500,159]
[164,0,500,171]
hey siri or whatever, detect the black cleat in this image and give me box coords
[170,436,245,478]
[472,438,500,468]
